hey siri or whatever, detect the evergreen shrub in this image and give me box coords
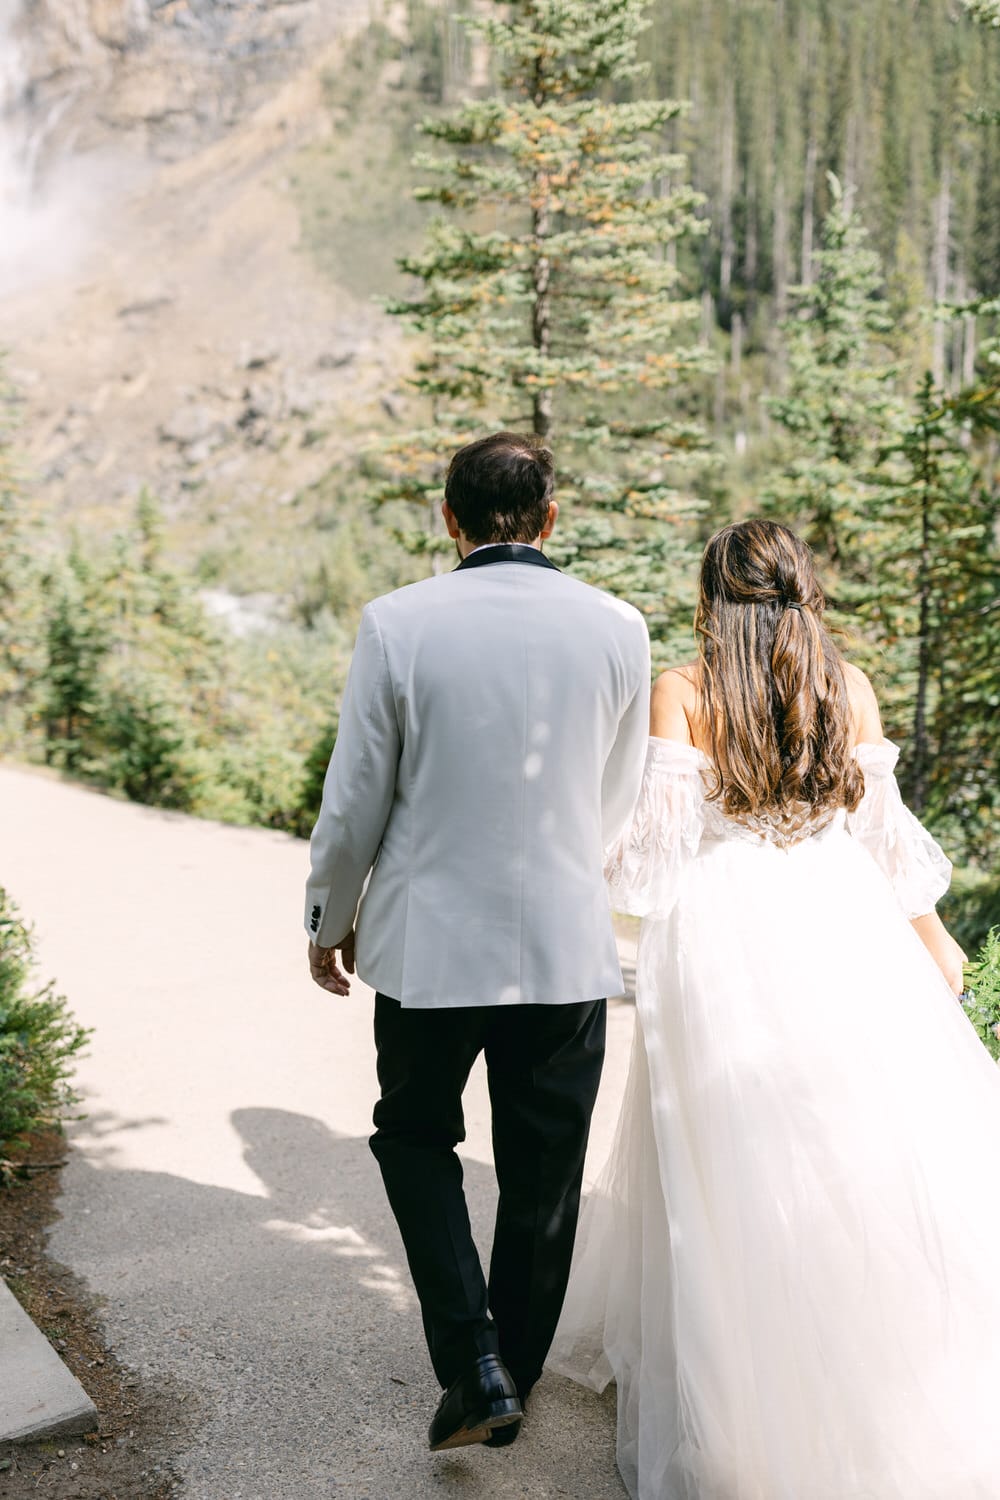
[940,867,1000,956]
[0,888,90,1169]
[289,724,337,839]
[963,928,1000,1063]
[94,667,198,810]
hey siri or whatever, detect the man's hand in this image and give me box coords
[308,931,356,996]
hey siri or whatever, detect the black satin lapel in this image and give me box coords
[454,544,560,573]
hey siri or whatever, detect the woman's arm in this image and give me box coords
[910,912,967,997]
[846,662,967,995]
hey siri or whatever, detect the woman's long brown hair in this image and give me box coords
[694,519,864,830]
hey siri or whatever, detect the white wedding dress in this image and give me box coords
[548,739,1000,1500]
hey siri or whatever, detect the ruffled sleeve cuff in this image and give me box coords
[604,738,706,920]
[847,741,952,918]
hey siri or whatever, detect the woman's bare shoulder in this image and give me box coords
[653,660,701,691]
[651,663,701,742]
[842,661,883,743]
[842,659,875,703]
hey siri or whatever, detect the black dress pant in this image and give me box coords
[370,993,606,1394]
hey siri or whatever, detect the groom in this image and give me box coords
[306,431,650,1451]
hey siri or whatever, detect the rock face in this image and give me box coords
[1,0,407,529]
[2,0,355,299]
[5,0,349,163]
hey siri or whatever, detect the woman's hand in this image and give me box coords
[910,911,968,997]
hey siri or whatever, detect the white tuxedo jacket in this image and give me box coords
[305,544,651,1008]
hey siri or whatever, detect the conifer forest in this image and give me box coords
[1,0,998,949]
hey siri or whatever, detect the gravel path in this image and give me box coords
[0,764,633,1499]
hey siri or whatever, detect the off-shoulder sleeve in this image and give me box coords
[847,741,952,918]
[604,738,706,919]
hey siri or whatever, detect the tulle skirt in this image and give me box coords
[548,826,1000,1500]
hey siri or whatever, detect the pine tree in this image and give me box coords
[0,383,22,733]
[638,0,999,390]
[956,0,1000,349]
[864,376,1000,858]
[964,0,1000,28]
[763,177,907,634]
[0,374,43,751]
[889,0,1000,859]
[764,182,1000,862]
[39,545,112,772]
[378,0,713,659]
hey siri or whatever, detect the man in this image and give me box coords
[306,431,650,1452]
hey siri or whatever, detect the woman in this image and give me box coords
[548,519,1000,1500]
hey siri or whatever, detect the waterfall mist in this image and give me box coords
[0,0,135,298]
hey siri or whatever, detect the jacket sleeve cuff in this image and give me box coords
[304,887,356,946]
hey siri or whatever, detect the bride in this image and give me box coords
[548,519,999,1500]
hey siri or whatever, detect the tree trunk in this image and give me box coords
[801,131,817,285]
[932,162,951,388]
[467,6,490,91]
[744,170,759,325]
[529,52,553,442]
[701,288,715,347]
[773,178,789,324]
[719,78,736,315]
[963,312,977,388]
[429,493,447,575]
[664,175,678,272]
[531,195,552,440]
[731,309,743,380]
[911,428,933,814]
[844,109,859,203]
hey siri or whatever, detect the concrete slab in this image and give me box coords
[0,1276,98,1443]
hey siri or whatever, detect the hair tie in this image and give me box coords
[784,600,802,613]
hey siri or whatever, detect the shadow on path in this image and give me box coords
[53,1108,624,1500]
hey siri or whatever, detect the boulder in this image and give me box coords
[160,403,230,448]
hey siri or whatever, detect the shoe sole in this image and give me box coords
[429,1403,522,1453]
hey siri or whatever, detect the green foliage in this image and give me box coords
[764,176,906,618]
[644,0,1000,321]
[965,0,1000,28]
[965,0,1000,124]
[292,18,439,301]
[858,377,1000,855]
[0,381,45,752]
[941,868,1000,957]
[1,11,998,877]
[0,888,90,1169]
[38,545,111,771]
[633,0,1000,468]
[376,0,713,656]
[94,666,198,810]
[0,458,345,831]
[194,733,314,834]
[765,186,1000,866]
[291,723,338,840]
[32,503,224,807]
[0,382,21,712]
[962,927,1000,1062]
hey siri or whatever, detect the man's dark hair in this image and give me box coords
[444,432,555,545]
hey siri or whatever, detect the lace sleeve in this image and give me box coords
[847,741,952,918]
[604,738,706,920]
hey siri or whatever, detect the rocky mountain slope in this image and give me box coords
[1,0,411,554]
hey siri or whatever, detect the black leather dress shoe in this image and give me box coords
[428,1354,523,1452]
